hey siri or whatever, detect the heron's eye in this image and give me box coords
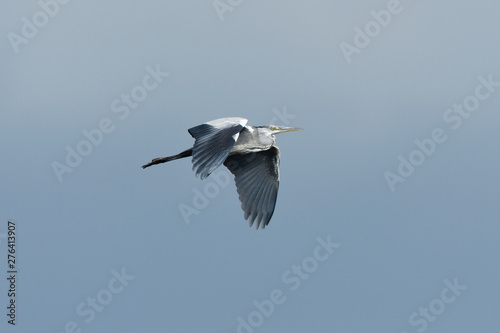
[271,126,279,130]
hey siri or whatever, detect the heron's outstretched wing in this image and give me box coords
[188,117,248,179]
[224,146,280,229]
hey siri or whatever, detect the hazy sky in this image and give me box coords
[1,1,500,332]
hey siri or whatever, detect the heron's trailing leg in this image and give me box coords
[142,149,192,169]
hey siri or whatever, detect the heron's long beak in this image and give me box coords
[275,127,303,134]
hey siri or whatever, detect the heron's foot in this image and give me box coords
[142,158,164,169]
[142,160,155,169]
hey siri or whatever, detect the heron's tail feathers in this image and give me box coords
[142,149,193,169]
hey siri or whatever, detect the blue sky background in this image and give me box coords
[1,1,500,332]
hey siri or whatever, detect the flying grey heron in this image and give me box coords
[142,117,302,229]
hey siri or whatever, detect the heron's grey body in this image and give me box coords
[142,117,302,229]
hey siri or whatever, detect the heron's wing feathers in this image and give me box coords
[188,117,248,179]
[224,146,280,229]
